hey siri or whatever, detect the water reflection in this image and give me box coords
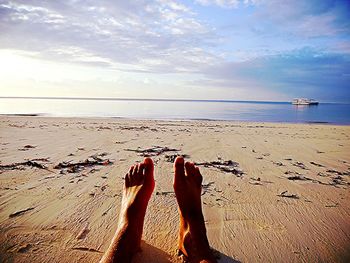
[0,98,349,124]
[292,104,319,111]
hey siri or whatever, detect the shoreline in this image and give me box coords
[2,114,350,126]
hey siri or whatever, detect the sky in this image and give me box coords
[0,0,349,102]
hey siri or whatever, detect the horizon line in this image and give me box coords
[0,96,344,104]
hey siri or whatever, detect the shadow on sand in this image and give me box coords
[132,241,241,263]
[214,250,242,263]
[132,241,172,263]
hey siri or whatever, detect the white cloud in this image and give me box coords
[196,0,239,8]
[156,0,191,13]
[195,0,261,8]
[0,0,218,73]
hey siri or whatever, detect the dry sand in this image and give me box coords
[0,116,349,263]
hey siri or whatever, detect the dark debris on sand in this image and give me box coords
[326,169,350,176]
[292,162,308,170]
[330,176,350,187]
[71,247,102,253]
[125,146,179,157]
[0,159,48,172]
[310,161,324,167]
[202,181,215,195]
[195,160,244,176]
[18,145,37,151]
[164,154,190,163]
[277,191,299,199]
[287,175,313,181]
[155,191,174,196]
[9,207,35,218]
[120,126,158,132]
[285,171,349,187]
[54,154,113,173]
[286,175,326,186]
[273,161,285,166]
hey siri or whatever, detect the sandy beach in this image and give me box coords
[0,116,349,263]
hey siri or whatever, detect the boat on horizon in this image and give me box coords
[292,98,319,105]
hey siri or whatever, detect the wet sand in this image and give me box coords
[0,116,349,263]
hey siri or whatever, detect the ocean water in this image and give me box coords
[0,98,349,124]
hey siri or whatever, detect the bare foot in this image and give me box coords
[174,157,217,263]
[100,157,155,263]
[120,157,155,229]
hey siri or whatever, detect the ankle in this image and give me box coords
[179,218,214,262]
[180,232,215,263]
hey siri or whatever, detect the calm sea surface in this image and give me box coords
[0,98,349,124]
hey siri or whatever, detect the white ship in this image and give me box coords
[292,98,319,105]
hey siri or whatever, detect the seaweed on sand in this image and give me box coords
[0,160,48,171]
[54,154,113,173]
[195,160,244,176]
[125,146,179,157]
